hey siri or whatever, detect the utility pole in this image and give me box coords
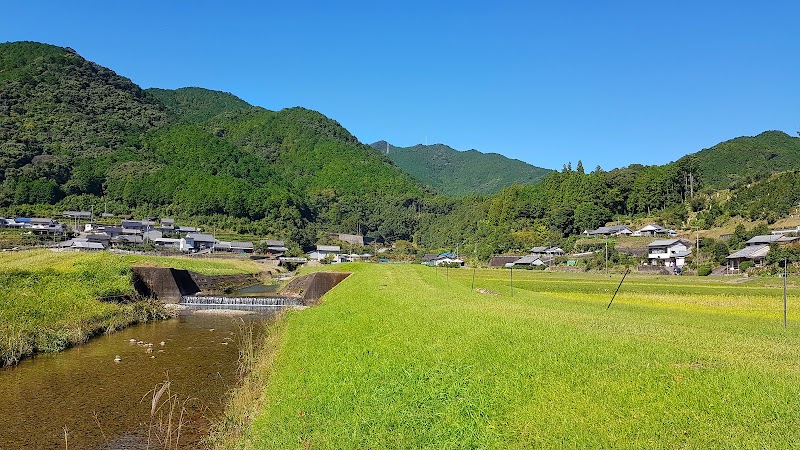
[605,239,609,275]
[510,265,513,296]
[691,226,700,262]
[784,257,788,328]
[472,264,476,290]
[472,243,477,290]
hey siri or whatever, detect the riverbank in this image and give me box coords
[0,249,268,366]
[218,263,800,448]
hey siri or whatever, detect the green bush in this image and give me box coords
[739,261,755,272]
[697,265,712,276]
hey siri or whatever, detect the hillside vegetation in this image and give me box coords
[371,141,551,196]
[146,87,252,123]
[0,42,426,245]
[678,131,800,190]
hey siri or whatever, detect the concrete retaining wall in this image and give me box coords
[132,267,200,303]
[279,272,351,305]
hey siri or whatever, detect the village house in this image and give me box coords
[29,218,64,235]
[725,233,798,272]
[509,255,552,267]
[421,254,440,265]
[771,226,800,235]
[529,246,565,257]
[4,218,29,228]
[143,230,163,241]
[585,225,633,236]
[726,245,770,272]
[71,240,105,251]
[744,234,798,246]
[185,233,216,252]
[153,237,189,252]
[86,232,111,248]
[488,255,523,267]
[62,211,92,220]
[634,224,678,237]
[263,240,288,257]
[647,239,692,268]
[328,233,377,246]
[421,252,464,266]
[99,226,124,238]
[112,235,143,246]
[214,241,255,253]
[309,245,341,262]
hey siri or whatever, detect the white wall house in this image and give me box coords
[309,245,341,262]
[647,239,692,268]
[153,237,189,252]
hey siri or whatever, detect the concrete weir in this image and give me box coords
[131,267,350,307]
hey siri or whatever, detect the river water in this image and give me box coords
[0,309,276,449]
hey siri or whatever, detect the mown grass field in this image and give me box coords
[0,249,263,366]
[232,264,800,449]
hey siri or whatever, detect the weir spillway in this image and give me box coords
[180,295,302,308]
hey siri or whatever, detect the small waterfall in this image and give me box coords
[180,295,302,308]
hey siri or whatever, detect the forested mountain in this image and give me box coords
[0,42,168,203]
[146,87,252,123]
[1,40,798,257]
[677,131,800,190]
[0,41,425,244]
[370,141,552,196]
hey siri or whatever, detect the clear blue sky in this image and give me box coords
[4,1,799,170]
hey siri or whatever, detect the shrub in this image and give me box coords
[739,261,755,272]
[697,265,712,276]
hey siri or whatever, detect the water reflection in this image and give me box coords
[0,310,275,449]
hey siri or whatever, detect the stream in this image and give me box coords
[0,309,277,449]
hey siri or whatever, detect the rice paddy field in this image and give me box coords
[0,249,263,366]
[231,263,800,449]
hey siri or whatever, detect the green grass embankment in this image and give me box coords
[226,263,800,449]
[0,250,263,366]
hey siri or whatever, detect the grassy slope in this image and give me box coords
[0,250,261,365]
[241,264,800,448]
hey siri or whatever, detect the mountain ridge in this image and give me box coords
[370,141,552,196]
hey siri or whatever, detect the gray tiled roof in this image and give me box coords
[727,244,770,260]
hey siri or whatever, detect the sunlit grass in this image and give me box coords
[236,263,800,449]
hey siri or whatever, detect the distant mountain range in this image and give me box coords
[370,141,552,196]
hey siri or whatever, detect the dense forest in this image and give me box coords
[1,41,799,257]
[369,141,551,196]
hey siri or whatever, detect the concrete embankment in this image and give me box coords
[279,271,351,305]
